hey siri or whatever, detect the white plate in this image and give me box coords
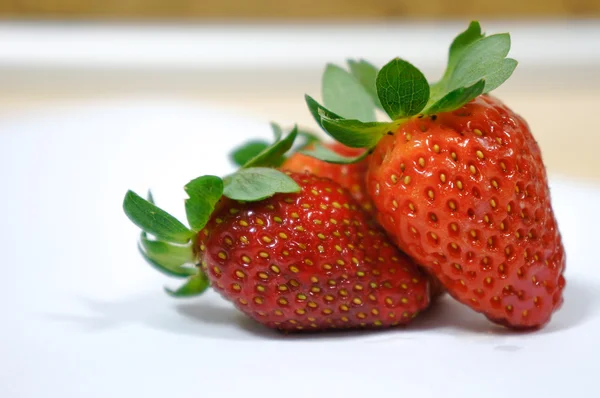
[1,99,599,398]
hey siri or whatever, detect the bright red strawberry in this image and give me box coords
[367,95,565,328]
[196,172,430,331]
[304,22,566,328]
[123,128,431,332]
[282,142,373,214]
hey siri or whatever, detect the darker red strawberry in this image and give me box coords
[196,172,431,331]
[303,21,566,329]
[123,127,431,332]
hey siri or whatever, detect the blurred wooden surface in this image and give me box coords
[1,0,600,19]
[1,66,599,182]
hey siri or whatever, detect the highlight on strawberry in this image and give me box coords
[123,126,433,332]
[303,21,566,329]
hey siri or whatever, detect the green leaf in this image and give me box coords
[165,272,210,298]
[449,33,512,93]
[376,58,430,119]
[139,233,196,278]
[270,122,283,141]
[223,167,300,201]
[230,140,269,167]
[442,21,484,83]
[242,126,298,169]
[320,117,395,148]
[184,175,224,231]
[322,64,375,121]
[427,23,516,112]
[430,21,484,103]
[424,79,485,115]
[347,59,384,111]
[123,190,193,244]
[305,94,344,127]
[229,123,298,167]
[481,58,518,93]
[305,95,392,149]
[186,175,224,199]
[301,142,369,164]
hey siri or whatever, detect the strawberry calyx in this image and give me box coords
[123,125,301,297]
[230,123,320,167]
[303,21,517,164]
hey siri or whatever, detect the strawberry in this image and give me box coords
[367,95,565,328]
[303,21,565,329]
[282,142,373,214]
[197,172,430,331]
[123,127,431,332]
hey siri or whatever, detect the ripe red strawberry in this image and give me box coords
[197,172,430,331]
[123,128,431,332]
[304,21,566,328]
[367,95,565,328]
[282,142,373,214]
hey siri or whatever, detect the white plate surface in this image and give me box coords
[0,99,599,398]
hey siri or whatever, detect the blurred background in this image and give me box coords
[1,1,599,179]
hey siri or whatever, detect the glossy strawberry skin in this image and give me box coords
[284,142,446,300]
[196,172,430,332]
[366,95,566,328]
[282,142,373,215]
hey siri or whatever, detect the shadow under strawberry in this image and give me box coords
[407,277,594,336]
[45,276,595,343]
[173,276,594,339]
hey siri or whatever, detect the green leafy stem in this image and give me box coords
[302,21,517,164]
[123,126,302,297]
